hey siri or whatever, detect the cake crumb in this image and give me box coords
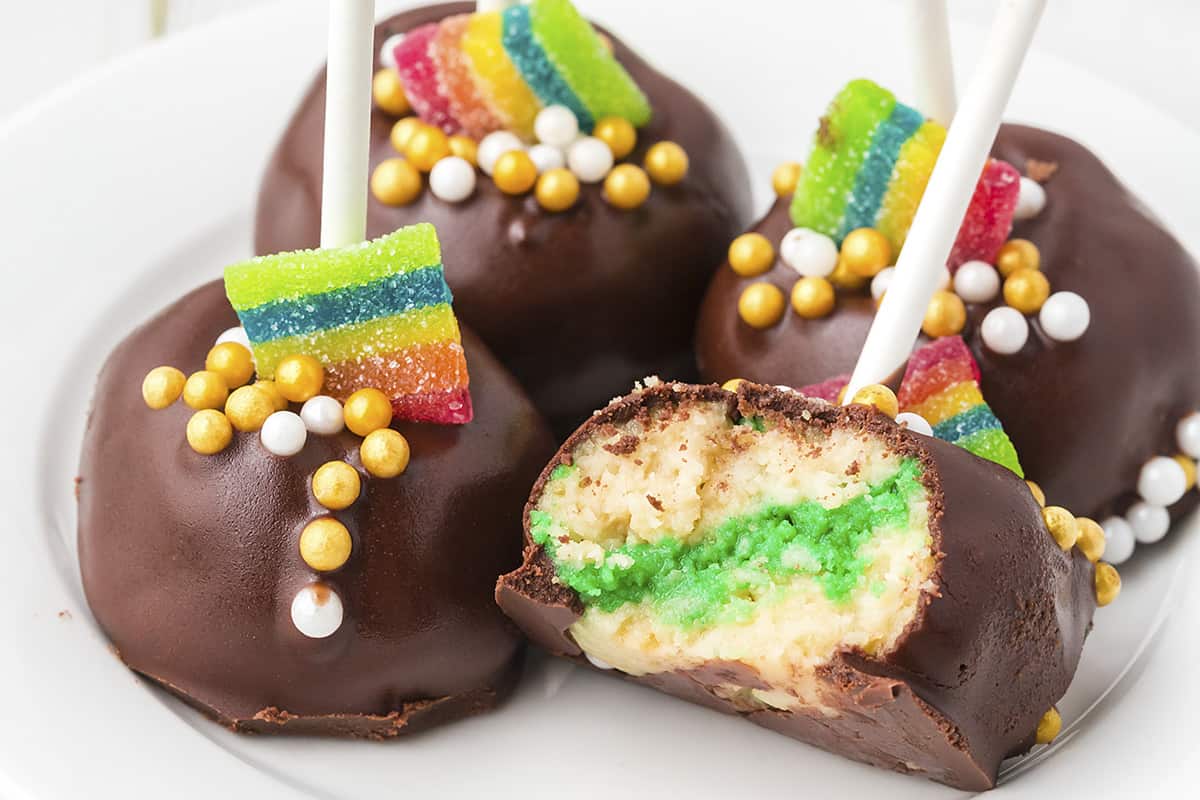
[57,610,71,620]
[1025,158,1059,183]
[645,494,664,511]
[603,434,640,456]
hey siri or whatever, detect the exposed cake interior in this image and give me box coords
[530,394,936,710]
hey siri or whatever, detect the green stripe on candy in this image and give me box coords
[790,80,897,241]
[957,428,1024,477]
[502,3,594,131]
[533,459,925,629]
[224,223,441,312]
[528,0,651,127]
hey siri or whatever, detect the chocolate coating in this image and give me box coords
[78,280,556,736]
[256,2,753,436]
[697,125,1200,524]
[498,382,1096,791]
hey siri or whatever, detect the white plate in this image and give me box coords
[3,1,1199,797]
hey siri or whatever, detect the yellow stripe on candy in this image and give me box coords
[253,305,460,378]
[906,381,983,427]
[462,11,540,140]
[876,120,945,253]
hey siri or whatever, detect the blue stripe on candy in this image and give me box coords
[840,102,925,238]
[239,266,453,343]
[933,403,1002,443]
[501,4,594,131]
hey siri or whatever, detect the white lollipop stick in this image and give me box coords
[320,0,376,249]
[907,0,957,123]
[476,1,517,11]
[844,0,1045,402]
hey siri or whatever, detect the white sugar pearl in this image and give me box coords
[300,396,345,436]
[870,267,895,300]
[1014,177,1046,221]
[1100,516,1136,565]
[1039,291,1090,342]
[477,131,524,175]
[586,653,614,670]
[216,326,251,350]
[1126,501,1170,544]
[980,306,1029,354]
[1138,455,1188,507]
[1175,411,1200,459]
[534,104,579,148]
[378,33,405,69]
[260,411,307,456]
[895,412,933,437]
[528,143,565,173]
[429,155,476,203]
[779,228,838,278]
[953,260,1001,303]
[567,136,614,183]
[291,583,344,639]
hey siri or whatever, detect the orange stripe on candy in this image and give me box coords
[904,381,983,427]
[323,340,469,401]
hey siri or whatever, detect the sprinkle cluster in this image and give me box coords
[141,328,414,640]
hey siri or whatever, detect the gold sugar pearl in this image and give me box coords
[448,134,478,166]
[372,68,411,116]
[850,384,899,419]
[737,283,786,329]
[142,366,185,410]
[535,168,580,212]
[829,257,867,291]
[205,342,255,389]
[1003,267,1051,314]
[1173,454,1197,491]
[996,238,1041,277]
[921,291,967,338]
[1075,517,1106,563]
[836,384,848,405]
[186,409,233,455]
[183,370,229,411]
[728,233,774,277]
[840,228,892,278]
[1026,479,1047,507]
[593,116,637,160]
[1035,707,1062,745]
[312,461,362,510]
[721,378,745,392]
[360,428,411,478]
[390,117,423,153]
[643,141,689,186]
[493,150,538,195]
[275,354,325,403]
[790,276,836,319]
[405,125,451,172]
[299,517,353,572]
[1042,506,1079,550]
[344,387,394,436]
[771,162,803,197]
[371,158,422,206]
[603,164,651,210]
[225,385,275,433]
[1094,562,1121,606]
[254,380,289,411]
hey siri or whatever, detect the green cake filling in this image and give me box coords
[532,459,925,629]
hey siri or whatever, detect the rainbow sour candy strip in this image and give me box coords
[502,3,594,131]
[433,15,505,140]
[224,223,473,425]
[461,11,540,139]
[394,23,461,135]
[797,337,1022,475]
[528,0,651,127]
[792,79,1019,267]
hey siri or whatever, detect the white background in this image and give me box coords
[2,1,1199,133]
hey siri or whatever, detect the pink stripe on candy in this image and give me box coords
[394,387,474,425]
[897,336,979,408]
[948,159,1020,269]
[394,23,460,134]
[798,375,849,403]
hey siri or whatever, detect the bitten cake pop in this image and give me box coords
[497,380,1101,790]
[257,1,752,435]
[697,81,1200,563]
[79,238,555,735]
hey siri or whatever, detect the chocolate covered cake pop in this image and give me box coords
[78,225,556,735]
[497,380,1106,790]
[696,82,1200,564]
[256,1,752,435]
